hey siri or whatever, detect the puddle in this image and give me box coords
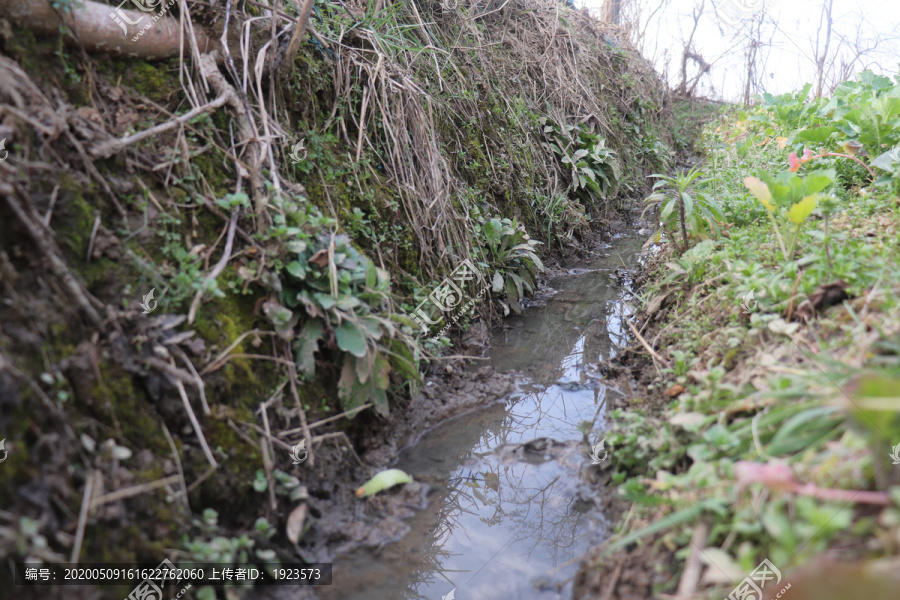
[318,232,647,600]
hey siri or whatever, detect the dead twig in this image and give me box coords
[90,94,231,159]
[675,521,709,599]
[89,474,181,509]
[302,403,371,431]
[86,214,101,263]
[161,423,191,515]
[70,470,100,564]
[599,558,625,600]
[627,320,671,369]
[172,376,218,469]
[199,329,274,375]
[286,364,314,468]
[188,208,239,324]
[260,395,279,509]
[171,345,210,416]
[4,185,103,327]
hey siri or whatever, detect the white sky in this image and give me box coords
[580,0,900,101]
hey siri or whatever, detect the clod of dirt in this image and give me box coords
[793,280,851,322]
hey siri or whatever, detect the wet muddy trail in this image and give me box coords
[316,231,647,600]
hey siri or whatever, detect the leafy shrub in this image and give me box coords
[641,167,724,253]
[541,118,622,206]
[743,168,835,261]
[263,196,420,417]
[473,217,543,314]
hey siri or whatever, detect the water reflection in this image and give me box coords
[318,234,645,600]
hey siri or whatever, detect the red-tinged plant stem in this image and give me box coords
[808,152,877,179]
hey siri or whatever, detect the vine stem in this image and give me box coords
[809,151,877,179]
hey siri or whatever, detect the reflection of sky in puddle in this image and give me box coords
[498,385,607,447]
[409,456,598,600]
[318,234,645,600]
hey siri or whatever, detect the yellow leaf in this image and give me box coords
[743,177,775,211]
[788,194,819,225]
[356,468,414,497]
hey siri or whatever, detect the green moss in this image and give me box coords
[191,151,231,198]
[53,174,97,262]
[127,60,180,101]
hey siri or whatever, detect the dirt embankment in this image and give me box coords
[0,1,672,597]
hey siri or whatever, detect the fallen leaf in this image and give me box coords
[645,290,672,316]
[767,317,800,337]
[308,249,329,268]
[286,504,307,544]
[356,468,414,497]
[666,384,685,397]
[669,411,706,428]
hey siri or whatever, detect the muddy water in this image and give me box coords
[321,233,646,600]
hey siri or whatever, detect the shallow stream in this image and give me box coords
[321,232,647,600]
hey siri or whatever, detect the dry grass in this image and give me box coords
[158,0,669,273]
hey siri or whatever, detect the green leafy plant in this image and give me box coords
[641,167,724,254]
[473,217,543,313]
[541,118,622,206]
[743,168,835,261]
[870,144,900,198]
[263,197,420,417]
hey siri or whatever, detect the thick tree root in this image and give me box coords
[2,0,218,60]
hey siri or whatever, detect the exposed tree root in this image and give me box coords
[2,0,218,60]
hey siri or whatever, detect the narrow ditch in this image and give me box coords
[318,230,648,600]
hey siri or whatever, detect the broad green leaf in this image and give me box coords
[337,358,365,410]
[682,192,695,220]
[796,126,836,142]
[286,260,307,279]
[336,321,368,357]
[372,354,390,390]
[294,320,324,377]
[787,194,819,225]
[870,148,900,171]
[800,170,835,196]
[505,275,519,303]
[371,386,389,418]
[314,293,337,310]
[335,295,361,310]
[358,316,383,340]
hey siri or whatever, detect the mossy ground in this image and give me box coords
[1,3,674,593]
